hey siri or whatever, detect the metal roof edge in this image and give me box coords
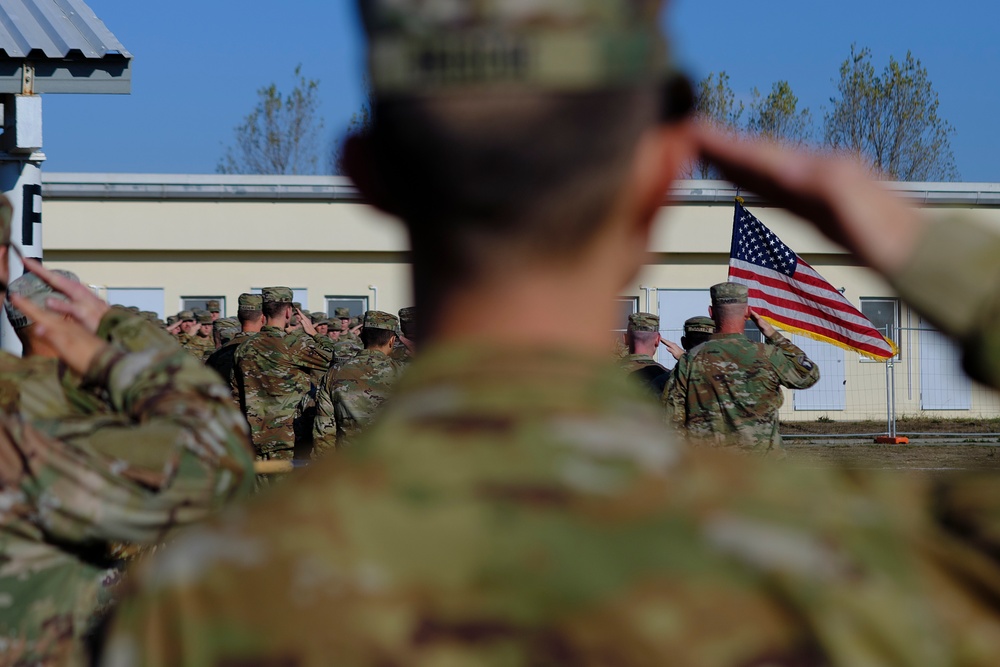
[41,174,1000,206]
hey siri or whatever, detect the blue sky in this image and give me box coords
[42,0,996,181]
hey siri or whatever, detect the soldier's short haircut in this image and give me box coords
[713,303,749,327]
[238,310,263,325]
[370,88,659,275]
[361,327,395,349]
[631,330,660,347]
[262,301,290,320]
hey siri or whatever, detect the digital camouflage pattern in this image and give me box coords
[0,312,254,666]
[618,352,665,375]
[179,331,214,361]
[331,336,363,365]
[888,215,1000,388]
[627,311,659,332]
[234,326,332,459]
[101,344,1000,667]
[362,0,669,94]
[390,340,413,366]
[664,331,819,452]
[312,348,400,458]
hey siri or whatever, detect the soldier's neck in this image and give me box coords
[422,264,623,357]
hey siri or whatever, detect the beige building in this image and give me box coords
[42,173,1000,422]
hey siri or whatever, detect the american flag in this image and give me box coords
[728,201,897,361]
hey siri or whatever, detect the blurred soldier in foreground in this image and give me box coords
[100,2,1000,666]
[665,283,819,453]
[234,287,332,468]
[618,312,670,397]
[0,212,253,664]
[312,310,402,458]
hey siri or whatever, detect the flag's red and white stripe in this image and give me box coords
[728,203,897,360]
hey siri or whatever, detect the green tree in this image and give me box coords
[689,72,744,178]
[747,80,813,145]
[824,46,957,181]
[218,65,324,175]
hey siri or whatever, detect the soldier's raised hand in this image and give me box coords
[20,257,110,333]
[661,339,685,361]
[297,308,318,336]
[693,123,923,277]
[747,309,777,338]
[11,294,106,376]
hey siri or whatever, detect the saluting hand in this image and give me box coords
[747,309,777,338]
[297,309,318,336]
[20,257,111,334]
[12,295,107,376]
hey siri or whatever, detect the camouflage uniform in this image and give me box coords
[234,287,333,460]
[664,284,820,453]
[312,311,401,457]
[0,307,254,666]
[98,5,1000,667]
[100,343,1000,667]
[390,306,416,365]
[181,310,215,360]
[207,294,262,402]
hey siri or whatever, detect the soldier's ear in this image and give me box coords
[708,306,714,319]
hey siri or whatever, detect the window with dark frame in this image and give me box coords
[182,296,226,316]
[860,297,901,359]
[326,296,370,319]
[614,297,640,332]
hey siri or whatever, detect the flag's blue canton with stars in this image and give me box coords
[731,204,798,277]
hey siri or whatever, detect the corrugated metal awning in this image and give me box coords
[0,0,131,94]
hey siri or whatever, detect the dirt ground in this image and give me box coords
[784,442,1000,471]
[780,417,1000,471]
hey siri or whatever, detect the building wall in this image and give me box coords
[40,174,1000,421]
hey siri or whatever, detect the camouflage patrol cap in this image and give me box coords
[126,306,140,314]
[398,306,416,336]
[213,317,241,345]
[627,312,659,333]
[364,310,399,332]
[292,302,302,311]
[195,309,213,325]
[178,310,195,322]
[334,307,351,319]
[710,282,749,306]
[0,195,11,246]
[328,319,344,332]
[310,312,328,325]
[206,299,221,313]
[351,316,363,328]
[140,311,160,323]
[262,287,293,304]
[166,315,177,326]
[4,270,80,329]
[360,0,670,94]
[684,316,716,335]
[238,293,263,312]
